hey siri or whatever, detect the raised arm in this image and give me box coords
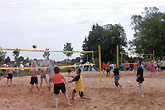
[62,74,69,87]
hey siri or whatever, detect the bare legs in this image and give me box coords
[7,78,12,86]
[29,84,40,92]
[20,72,24,77]
[72,91,92,100]
[55,94,59,110]
[40,78,48,87]
[139,83,144,97]
[106,71,110,77]
[55,92,71,110]
[49,82,52,94]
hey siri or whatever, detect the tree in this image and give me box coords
[82,23,127,64]
[0,47,6,63]
[24,57,30,64]
[13,50,20,62]
[63,43,73,60]
[130,7,165,58]
[5,56,10,64]
[43,48,50,60]
[71,57,81,65]
[18,56,24,63]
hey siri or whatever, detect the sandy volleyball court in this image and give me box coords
[0,71,165,110]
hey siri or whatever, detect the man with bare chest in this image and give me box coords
[29,63,40,92]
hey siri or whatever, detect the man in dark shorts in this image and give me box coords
[6,64,14,86]
[29,63,40,92]
[136,61,144,97]
[113,64,121,88]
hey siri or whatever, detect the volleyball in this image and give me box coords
[127,80,131,84]
[32,45,37,49]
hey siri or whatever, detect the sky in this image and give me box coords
[0,0,165,61]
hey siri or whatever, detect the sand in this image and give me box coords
[0,71,165,110]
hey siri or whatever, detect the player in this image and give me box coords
[102,62,106,74]
[125,61,129,73]
[6,64,14,86]
[40,64,48,87]
[133,61,137,73]
[136,61,144,97]
[161,59,165,73]
[53,67,71,110]
[48,60,57,93]
[157,60,161,72]
[67,64,71,77]
[154,61,157,72]
[29,63,40,92]
[106,62,110,77]
[150,61,155,77]
[112,64,121,88]
[68,69,92,100]
[20,62,24,77]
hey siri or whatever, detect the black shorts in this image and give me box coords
[103,68,106,70]
[157,66,160,68]
[54,83,66,94]
[126,68,129,71]
[73,89,84,97]
[138,80,144,84]
[161,67,165,70]
[2,69,6,72]
[30,77,38,85]
[7,74,13,79]
[137,78,144,84]
[68,70,71,73]
[41,74,46,79]
[106,69,110,72]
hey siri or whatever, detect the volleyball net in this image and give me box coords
[0,48,96,70]
[120,51,155,64]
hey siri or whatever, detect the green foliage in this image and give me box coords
[63,42,73,59]
[43,48,50,60]
[18,56,24,63]
[130,7,165,58]
[5,56,10,64]
[82,23,127,64]
[0,48,6,63]
[13,50,20,62]
[24,57,30,64]
[71,57,81,65]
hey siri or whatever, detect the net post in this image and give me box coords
[117,45,119,67]
[153,50,155,62]
[98,45,102,83]
[92,52,95,64]
[86,53,88,63]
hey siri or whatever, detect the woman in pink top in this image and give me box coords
[150,61,155,77]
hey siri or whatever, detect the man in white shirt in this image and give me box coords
[20,62,24,77]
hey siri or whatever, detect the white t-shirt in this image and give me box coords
[20,64,24,70]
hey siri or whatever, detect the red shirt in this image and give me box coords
[68,64,71,70]
[133,63,137,68]
[106,63,110,70]
[102,63,106,68]
[125,63,129,68]
[53,72,64,84]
